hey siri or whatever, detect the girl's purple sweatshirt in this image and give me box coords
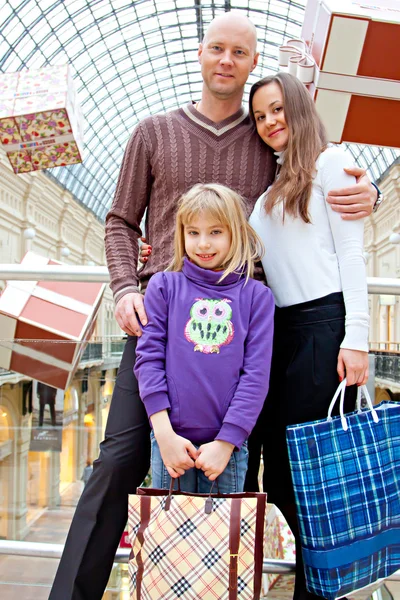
[134,258,275,449]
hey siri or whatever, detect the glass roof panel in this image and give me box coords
[0,0,398,222]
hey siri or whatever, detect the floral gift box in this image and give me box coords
[0,65,84,173]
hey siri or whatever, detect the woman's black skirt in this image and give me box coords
[255,292,357,506]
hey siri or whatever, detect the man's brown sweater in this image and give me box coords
[105,103,276,303]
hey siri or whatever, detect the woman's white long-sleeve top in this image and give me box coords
[249,146,369,352]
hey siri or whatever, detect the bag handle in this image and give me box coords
[327,378,379,431]
[165,478,181,510]
[165,477,220,513]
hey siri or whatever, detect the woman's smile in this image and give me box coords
[268,127,285,138]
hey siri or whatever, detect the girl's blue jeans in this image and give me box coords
[150,432,248,494]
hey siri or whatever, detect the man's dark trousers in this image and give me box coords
[49,336,150,600]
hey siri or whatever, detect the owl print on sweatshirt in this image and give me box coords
[184,298,234,354]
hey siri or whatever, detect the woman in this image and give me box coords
[248,73,369,600]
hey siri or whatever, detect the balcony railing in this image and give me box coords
[80,341,103,362]
[109,338,127,355]
[0,264,399,294]
[0,540,295,573]
[370,342,400,353]
[374,351,400,383]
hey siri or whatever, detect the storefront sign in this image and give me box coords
[120,529,131,548]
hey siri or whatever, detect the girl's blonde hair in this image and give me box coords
[168,183,264,282]
[249,72,327,223]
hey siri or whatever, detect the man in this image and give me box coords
[49,12,377,600]
[37,382,57,427]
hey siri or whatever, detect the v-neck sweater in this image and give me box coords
[105,103,275,302]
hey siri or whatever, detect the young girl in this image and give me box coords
[134,183,274,494]
[248,73,369,600]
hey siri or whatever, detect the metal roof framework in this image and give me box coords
[0,0,398,221]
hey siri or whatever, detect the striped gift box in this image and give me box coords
[301,0,400,147]
[0,252,105,389]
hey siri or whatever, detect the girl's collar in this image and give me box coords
[182,257,244,286]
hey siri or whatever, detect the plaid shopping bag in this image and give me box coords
[128,481,267,599]
[286,380,400,600]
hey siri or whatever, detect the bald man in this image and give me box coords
[50,11,377,600]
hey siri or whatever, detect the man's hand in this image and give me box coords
[195,440,235,481]
[337,348,369,386]
[326,167,376,220]
[156,431,198,479]
[115,292,148,337]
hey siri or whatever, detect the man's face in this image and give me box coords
[198,22,259,100]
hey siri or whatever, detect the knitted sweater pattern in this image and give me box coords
[105,103,275,302]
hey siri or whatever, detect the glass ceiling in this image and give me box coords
[0,0,398,222]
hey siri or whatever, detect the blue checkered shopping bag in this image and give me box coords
[286,380,400,600]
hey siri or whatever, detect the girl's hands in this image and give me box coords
[337,348,369,386]
[195,440,235,481]
[156,431,198,479]
[139,237,152,264]
[151,410,198,478]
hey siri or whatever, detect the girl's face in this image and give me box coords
[252,81,289,152]
[184,212,231,271]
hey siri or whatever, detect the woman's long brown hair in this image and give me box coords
[249,72,327,223]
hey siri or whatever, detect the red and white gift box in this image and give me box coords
[282,0,400,147]
[0,65,84,173]
[0,252,105,389]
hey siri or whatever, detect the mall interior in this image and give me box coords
[0,1,399,599]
